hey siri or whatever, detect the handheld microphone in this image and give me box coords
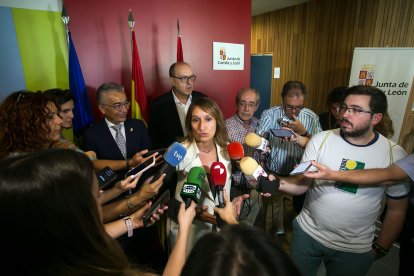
[227,142,244,160]
[244,132,269,152]
[239,157,279,194]
[210,162,227,208]
[180,166,206,208]
[150,142,187,184]
[210,161,227,228]
[239,156,268,188]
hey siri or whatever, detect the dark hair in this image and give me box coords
[181,97,229,148]
[44,88,75,106]
[0,149,137,275]
[281,81,307,99]
[181,224,301,276]
[169,61,191,77]
[236,87,261,107]
[374,111,394,138]
[327,86,347,107]
[344,85,388,114]
[96,82,125,104]
[0,91,59,159]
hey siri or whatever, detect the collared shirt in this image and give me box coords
[226,114,260,184]
[105,118,126,141]
[172,90,192,136]
[256,105,322,175]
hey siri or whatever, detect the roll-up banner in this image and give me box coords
[349,47,414,143]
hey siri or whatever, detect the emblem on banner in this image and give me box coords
[219,47,227,61]
[358,64,375,86]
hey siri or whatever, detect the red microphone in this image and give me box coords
[227,142,244,160]
[210,161,227,208]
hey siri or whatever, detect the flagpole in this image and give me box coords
[128,9,135,53]
[61,5,70,50]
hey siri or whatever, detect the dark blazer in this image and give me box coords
[148,90,206,149]
[82,118,152,178]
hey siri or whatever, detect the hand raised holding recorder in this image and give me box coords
[240,156,280,195]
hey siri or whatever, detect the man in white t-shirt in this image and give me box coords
[275,85,409,276]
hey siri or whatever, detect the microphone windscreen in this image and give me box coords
[210,161,227,187]
[240,156,259,175]
[227,142,244,160]
[245,132,262,148]
[163,142,187,167]
[186,166,206,187]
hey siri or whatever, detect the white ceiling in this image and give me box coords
[252,0,309,16]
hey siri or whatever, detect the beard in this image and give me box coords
[340,117,372,137]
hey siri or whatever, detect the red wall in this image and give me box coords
[65,0,251,120]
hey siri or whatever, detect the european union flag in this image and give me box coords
[68,32,93,136]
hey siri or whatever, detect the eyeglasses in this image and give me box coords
[239,101,257,109]
[101,100,130,111]
[283,104,304,111]
[171,75,197,83]
[337,105,373,115]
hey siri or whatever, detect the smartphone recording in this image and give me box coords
[125,156,156,179]
[290,161,315,175]
[270,128,295,138]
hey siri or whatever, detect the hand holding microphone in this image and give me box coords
[150,142,187,184]
[213,189,238,225]
[240,156,279,195]
[210,161,231,228]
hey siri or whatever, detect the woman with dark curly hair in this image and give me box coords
[0,90,63,159]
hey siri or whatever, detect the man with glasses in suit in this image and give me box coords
[148,62,206,150]
[82,82,152,181]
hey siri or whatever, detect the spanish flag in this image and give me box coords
[177,18,184,62]
[131,30,148,124]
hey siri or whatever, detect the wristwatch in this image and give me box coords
[372,241,388,259]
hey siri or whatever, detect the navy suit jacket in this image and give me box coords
[148,90,206,149]
[82,118,152,179]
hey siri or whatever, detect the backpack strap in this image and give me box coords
[316,130,334,161]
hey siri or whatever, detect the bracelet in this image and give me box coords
[123,216,134,237]
[372,241,388,258]
[125,195,137,213]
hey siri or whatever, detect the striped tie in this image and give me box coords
[112,124,127,159]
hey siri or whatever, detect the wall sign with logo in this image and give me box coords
[213,42,244,70]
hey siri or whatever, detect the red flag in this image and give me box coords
[177,18,184,62]
[131,30,148,124]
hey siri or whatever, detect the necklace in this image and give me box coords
[198,143,215,153]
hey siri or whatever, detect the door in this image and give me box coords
[250,54,273,118]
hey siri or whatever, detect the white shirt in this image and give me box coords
[105,118,126,141]
[172,90,192,136]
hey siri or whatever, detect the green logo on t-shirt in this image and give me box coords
[334,159,365,194]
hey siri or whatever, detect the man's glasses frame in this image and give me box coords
[337,104,373,115]
[283,104,304,111]
[101,100,131,111]
[171,75,197,83]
